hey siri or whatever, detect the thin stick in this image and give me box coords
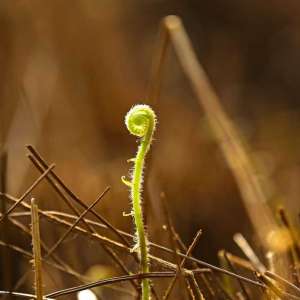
[189,272,205,300]
[0,164,55,223]
[27,154,93,233]
[160,218,204,297]
[47,272,176,298]
[164,228,202,299]
[46,186,110,257]
[224,251,251,300]
[31,198,43,300]
[26,145,129,246]
[160,193,189,300]
[0,291,53,300]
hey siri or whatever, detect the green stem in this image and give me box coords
[123,104,157,300]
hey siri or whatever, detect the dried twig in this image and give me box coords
[46,186,110,256]
[0,196,269,289]
[0,164,55,223]
[31,198,43,300]
[160,192,190,300]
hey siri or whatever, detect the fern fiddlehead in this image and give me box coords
[122,104,157,300]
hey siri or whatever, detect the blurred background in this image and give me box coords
[1,0,300,298]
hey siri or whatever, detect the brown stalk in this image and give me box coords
[31,198,43,300]
[155,14,289,277]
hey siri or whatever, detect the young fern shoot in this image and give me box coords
[122,104,157,300]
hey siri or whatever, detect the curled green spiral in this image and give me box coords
[123,104,157,300]
[125,104,156,140]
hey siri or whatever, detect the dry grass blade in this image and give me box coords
[278,207,300,283]
[1,196,269,289]
[147,18,170,104]
[257,273,300,300]
[233,233,266,273]
[31,198,43,300]
[159,14,289,277]
[265,271,300,296]
[221,251,255,272]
